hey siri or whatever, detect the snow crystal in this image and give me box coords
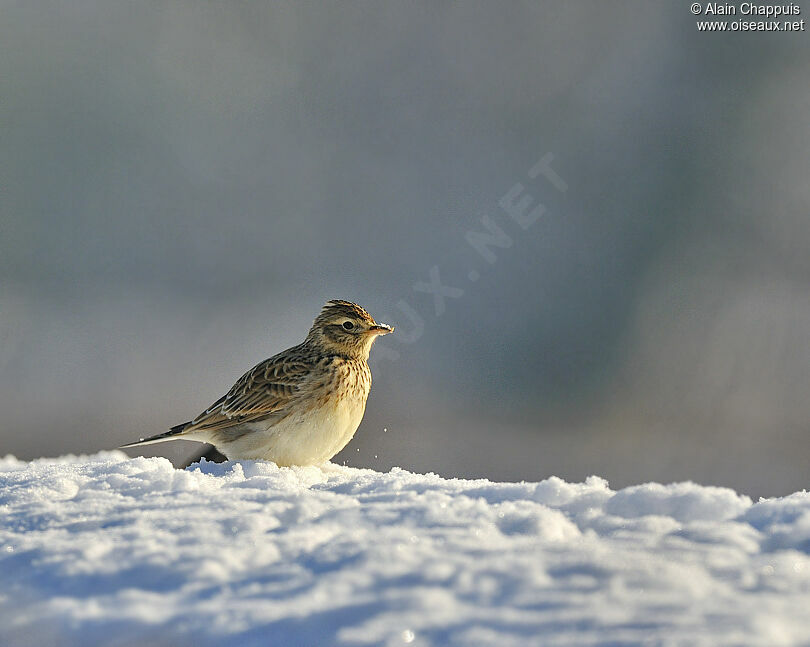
[1,452,809,646]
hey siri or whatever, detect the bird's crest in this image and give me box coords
[317,300,376,324]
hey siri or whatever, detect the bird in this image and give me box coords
[121,300,393,466]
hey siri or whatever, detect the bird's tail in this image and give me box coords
[119,421,192,449]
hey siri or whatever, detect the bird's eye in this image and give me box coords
[342,321,355,330]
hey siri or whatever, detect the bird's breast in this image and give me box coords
[257,393,367,466]
[221,361,371,465]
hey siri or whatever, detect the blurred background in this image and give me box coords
[2,1,809,497]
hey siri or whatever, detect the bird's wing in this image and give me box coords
[184,351,314,434]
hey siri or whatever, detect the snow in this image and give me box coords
[1,453,809,647]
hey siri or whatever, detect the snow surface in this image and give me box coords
[1,453,809,647]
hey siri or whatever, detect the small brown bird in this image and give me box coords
[121,300,393,465]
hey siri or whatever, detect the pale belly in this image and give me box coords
[213,396,367,466]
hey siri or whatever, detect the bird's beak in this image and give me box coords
[367,323,394,336]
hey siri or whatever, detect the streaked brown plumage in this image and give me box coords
[121,300,393,465]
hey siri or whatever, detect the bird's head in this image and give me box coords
[306,300,393,360]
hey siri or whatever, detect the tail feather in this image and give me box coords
[120,421,192,449]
